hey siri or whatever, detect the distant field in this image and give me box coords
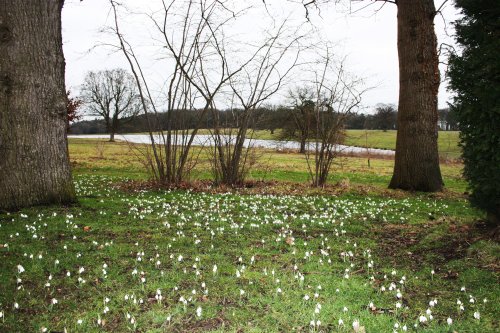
[185,129,461,159]
[344,130,461,160]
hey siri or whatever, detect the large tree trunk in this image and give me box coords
[389,0,443,192]
[0,0,75,210]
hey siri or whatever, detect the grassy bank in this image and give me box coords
[68,138,465,192]
[0,139,497,333]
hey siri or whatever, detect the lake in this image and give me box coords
[68,134,395,156]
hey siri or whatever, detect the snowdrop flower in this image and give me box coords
[51,298,58,305]
[17,265,25,274]
[419,315,427,323]
[352,320,360,331]
[77,319,83,325]
[14,302,19,309]
[338,318,344,326]
[304,294,310,301]
[196,306,202,318]
[447,317,453,325]
[474,311,480,320]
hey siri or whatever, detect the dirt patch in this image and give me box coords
[169,313,229,333]
[112,178,468,202]
[112,178,388,199]
[372,219,499,272]
[372,223,423,268]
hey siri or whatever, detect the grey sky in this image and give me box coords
[62,0,458,111]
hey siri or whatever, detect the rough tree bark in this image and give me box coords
[389,0,443,192]
[0,0,75,210]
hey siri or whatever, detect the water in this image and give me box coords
[68,134,395,156]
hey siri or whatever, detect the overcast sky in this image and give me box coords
[62,0,459,111]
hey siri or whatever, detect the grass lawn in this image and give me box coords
[0,139,497,332]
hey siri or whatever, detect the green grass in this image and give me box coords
[1,139,497,332]
[343,130,461,160]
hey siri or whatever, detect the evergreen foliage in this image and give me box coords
[448,0,500,223]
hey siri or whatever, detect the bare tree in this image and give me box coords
[283,87,316,154]
[80,68,141,142]
[210,22,304,186]
[280,0,447,192]
[109,0,254,184]
[0,0,75,210]
[305,50,365,187]
[373,103,397,131]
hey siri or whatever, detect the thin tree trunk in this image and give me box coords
[389,0,443,192]
[0,0,75,210]
[300,137,306,154]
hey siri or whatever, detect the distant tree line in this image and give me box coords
[70,104,457,135]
